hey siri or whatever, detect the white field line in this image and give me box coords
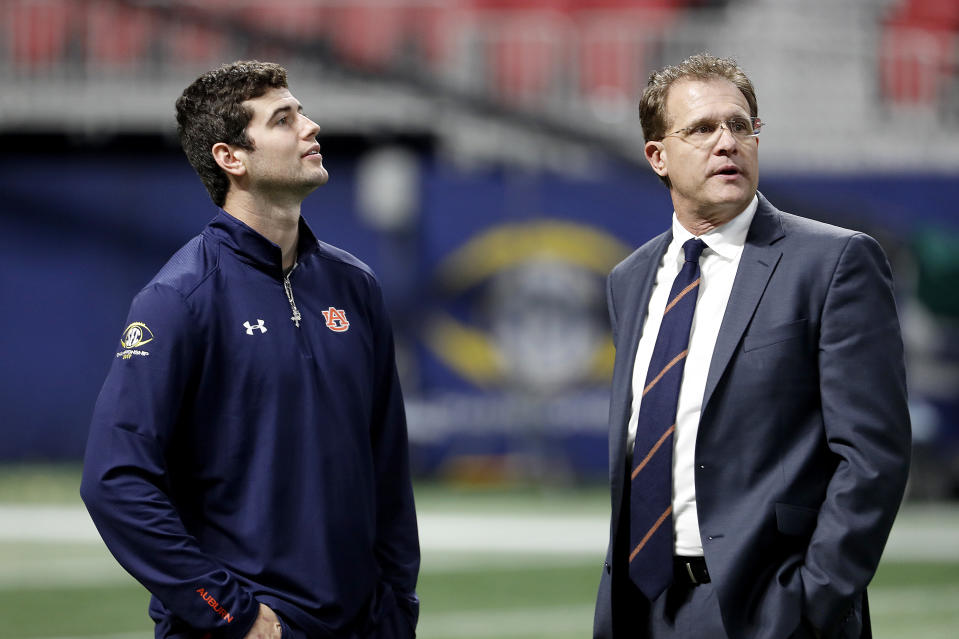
[1,503,957,559]
[0,505,103,542]
[0,505,608,553]
[1,554,133,589]
[419,513,606,554]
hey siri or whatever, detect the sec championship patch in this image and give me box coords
[117,322,154,360]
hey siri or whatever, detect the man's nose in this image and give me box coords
[713,123,738,153]
[302,115,320,139]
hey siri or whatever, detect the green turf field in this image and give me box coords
[1,465,958,639]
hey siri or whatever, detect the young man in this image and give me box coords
[81,61,420,639]
[593,54,910,638]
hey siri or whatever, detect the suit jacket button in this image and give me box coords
[605,561,611,574]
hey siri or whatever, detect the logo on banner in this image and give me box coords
[426,221,629,393]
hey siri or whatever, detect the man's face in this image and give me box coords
[237,87,328,198]
[646,78,759,220]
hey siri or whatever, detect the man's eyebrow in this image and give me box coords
[268,104,304,121]
[687,111,747,126]
[676,115,713,129]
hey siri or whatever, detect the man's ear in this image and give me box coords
[212,142,246,177]
[645,140,667,178]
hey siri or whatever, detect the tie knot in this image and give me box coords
[683,238,706,263]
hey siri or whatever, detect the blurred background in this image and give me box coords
[1,0,958,637]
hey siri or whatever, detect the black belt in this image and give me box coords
[674,556,711,585]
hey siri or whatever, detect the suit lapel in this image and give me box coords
[609,231,670,524]
[611,232,670,427]
[702,194,785,411]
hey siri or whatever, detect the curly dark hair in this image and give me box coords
[175,61,288,207]
[639,53,758,188]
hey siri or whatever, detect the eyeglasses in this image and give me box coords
[662,116,764,147]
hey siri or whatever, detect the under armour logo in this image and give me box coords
[322,307,349,332]
[243,319,267,335]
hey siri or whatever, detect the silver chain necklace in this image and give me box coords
[283,262,302,328]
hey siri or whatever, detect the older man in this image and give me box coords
[593,53,910,639]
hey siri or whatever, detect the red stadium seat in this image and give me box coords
[576,8,677,103]
[166,21,229,66]
[239,1,327,40]
[7,0,74,68]
[326,3,410,69]
[86,1,154,68]
[881,0,959,104]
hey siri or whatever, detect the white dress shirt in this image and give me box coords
[627,195,757,556]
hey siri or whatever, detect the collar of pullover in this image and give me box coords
[207,210,320,279]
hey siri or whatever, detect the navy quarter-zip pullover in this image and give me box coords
[81,211,420,639]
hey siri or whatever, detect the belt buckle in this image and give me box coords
[684,560,699,585]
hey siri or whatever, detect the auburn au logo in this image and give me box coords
[322,307,350,332]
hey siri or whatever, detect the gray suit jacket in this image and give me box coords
[593,193,911,639]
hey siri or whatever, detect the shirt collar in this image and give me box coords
[669,194,758,261]
[207,210,319,278]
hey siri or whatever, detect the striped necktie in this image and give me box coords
[629,237,706,600]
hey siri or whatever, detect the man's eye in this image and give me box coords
[692,124,715,136]
[730,118,750,132]
[277,117,288,125]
